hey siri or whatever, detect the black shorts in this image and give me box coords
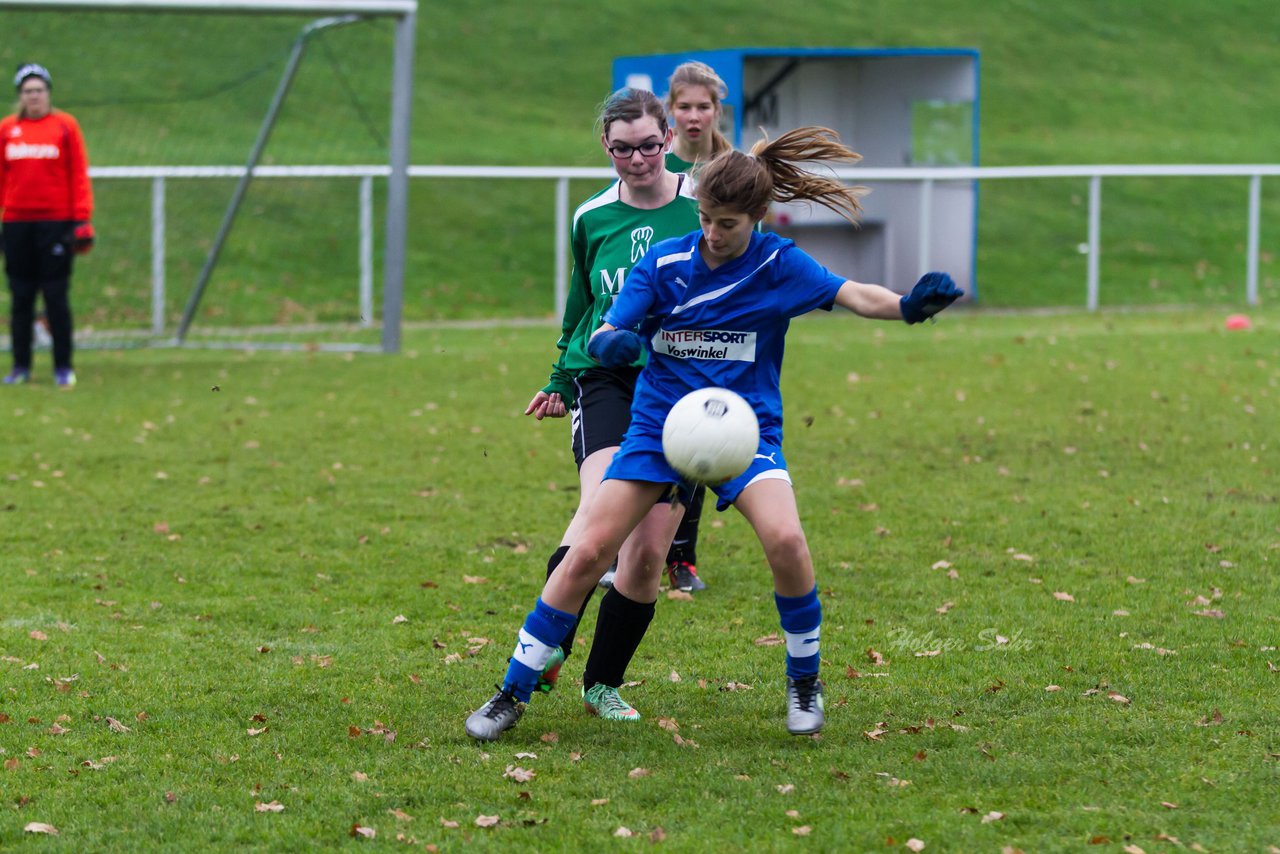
[571,366,640,468]
[2,220,76,284]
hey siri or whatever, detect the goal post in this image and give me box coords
[0,0,417,354]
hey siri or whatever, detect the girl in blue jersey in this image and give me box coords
[466,126,962,740]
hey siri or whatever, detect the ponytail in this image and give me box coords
[697,126,866,223]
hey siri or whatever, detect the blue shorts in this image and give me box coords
[604,429,791,512]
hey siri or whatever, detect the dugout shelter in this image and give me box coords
[614,47,979,298]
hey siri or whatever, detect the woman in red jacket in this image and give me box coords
[1,63,94,387]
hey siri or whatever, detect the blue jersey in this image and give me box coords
[603,229,846,448]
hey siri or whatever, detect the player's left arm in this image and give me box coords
[62,114,93,223]
[835,272,963,323]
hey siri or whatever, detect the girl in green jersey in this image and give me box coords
[664,60,733,175]
[519,87,700,721]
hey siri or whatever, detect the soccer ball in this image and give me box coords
[662,387,760,485]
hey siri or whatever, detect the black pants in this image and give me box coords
[3,220,76,371]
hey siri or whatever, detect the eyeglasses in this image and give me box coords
[607,141,664,160]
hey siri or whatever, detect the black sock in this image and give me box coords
[582,586,656,690]
[665,484,705,565]
[545,545,592,656]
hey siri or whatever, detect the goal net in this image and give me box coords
[0,0,415,353]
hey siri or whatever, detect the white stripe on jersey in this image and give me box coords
[571,181,622,231]
[671,248,781,315]
[512,628,559,672]
[655,249,695,268]
[784,624,820,659]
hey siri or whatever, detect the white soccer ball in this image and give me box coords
[662,387,760,485]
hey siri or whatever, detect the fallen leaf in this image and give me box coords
[755,633,785,646]
[351,771,369,782]
[1052,591,1075,602]
[1161,801,1178,809]
[474,815,500,828]
[462,576,488,584]
[23,823,59,835]
[503,765,535,783]
[866,648,886,666]
[628,767,650,779]
[439,818,459,828]
[1193,609,1225,619]
[540,732,559,743]
[907,839,926,852]
[981,811,1005,823]
[350,824,376,839]
[935,601,954,614]
[1107,691,1131,705]
[387,808,414,822]
[776,784,795,794]
[591,798,609,806]
[614,827,633,838]
[255,801,285,813]
[392,615,409,624]
[106,717,131,733]
[914,650,942,658]
[793,826,812,836]
[246,727,268,737]
[650,827,667,842]
[667,589,693,601]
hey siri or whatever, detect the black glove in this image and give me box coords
[72,222,95,255]
[586,329,643,367]
[900,272,963,324]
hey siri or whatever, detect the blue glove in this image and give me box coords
[587,328,643,368]
[900,272,963,325]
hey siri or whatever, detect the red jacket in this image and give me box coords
[0,110,93,223]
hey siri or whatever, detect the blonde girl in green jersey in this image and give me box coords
[513,87,700,723]
[664,61,732,175]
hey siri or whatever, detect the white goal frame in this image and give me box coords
[0,0,417,353]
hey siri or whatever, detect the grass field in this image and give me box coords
[1,0,1278,329]
[3,308,1278,850]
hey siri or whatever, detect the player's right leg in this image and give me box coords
[4,223,40,382]
[465,479,668,741]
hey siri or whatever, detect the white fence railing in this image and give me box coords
[92,163,1278,332]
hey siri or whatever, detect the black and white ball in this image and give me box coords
[662,387,760,485]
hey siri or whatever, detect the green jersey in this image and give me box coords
[542,175,699,404]
[665,151,697,174]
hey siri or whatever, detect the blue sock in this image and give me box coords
[502,598,578,702]
[775,586,821,679]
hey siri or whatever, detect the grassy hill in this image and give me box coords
[1,0,1277,327]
